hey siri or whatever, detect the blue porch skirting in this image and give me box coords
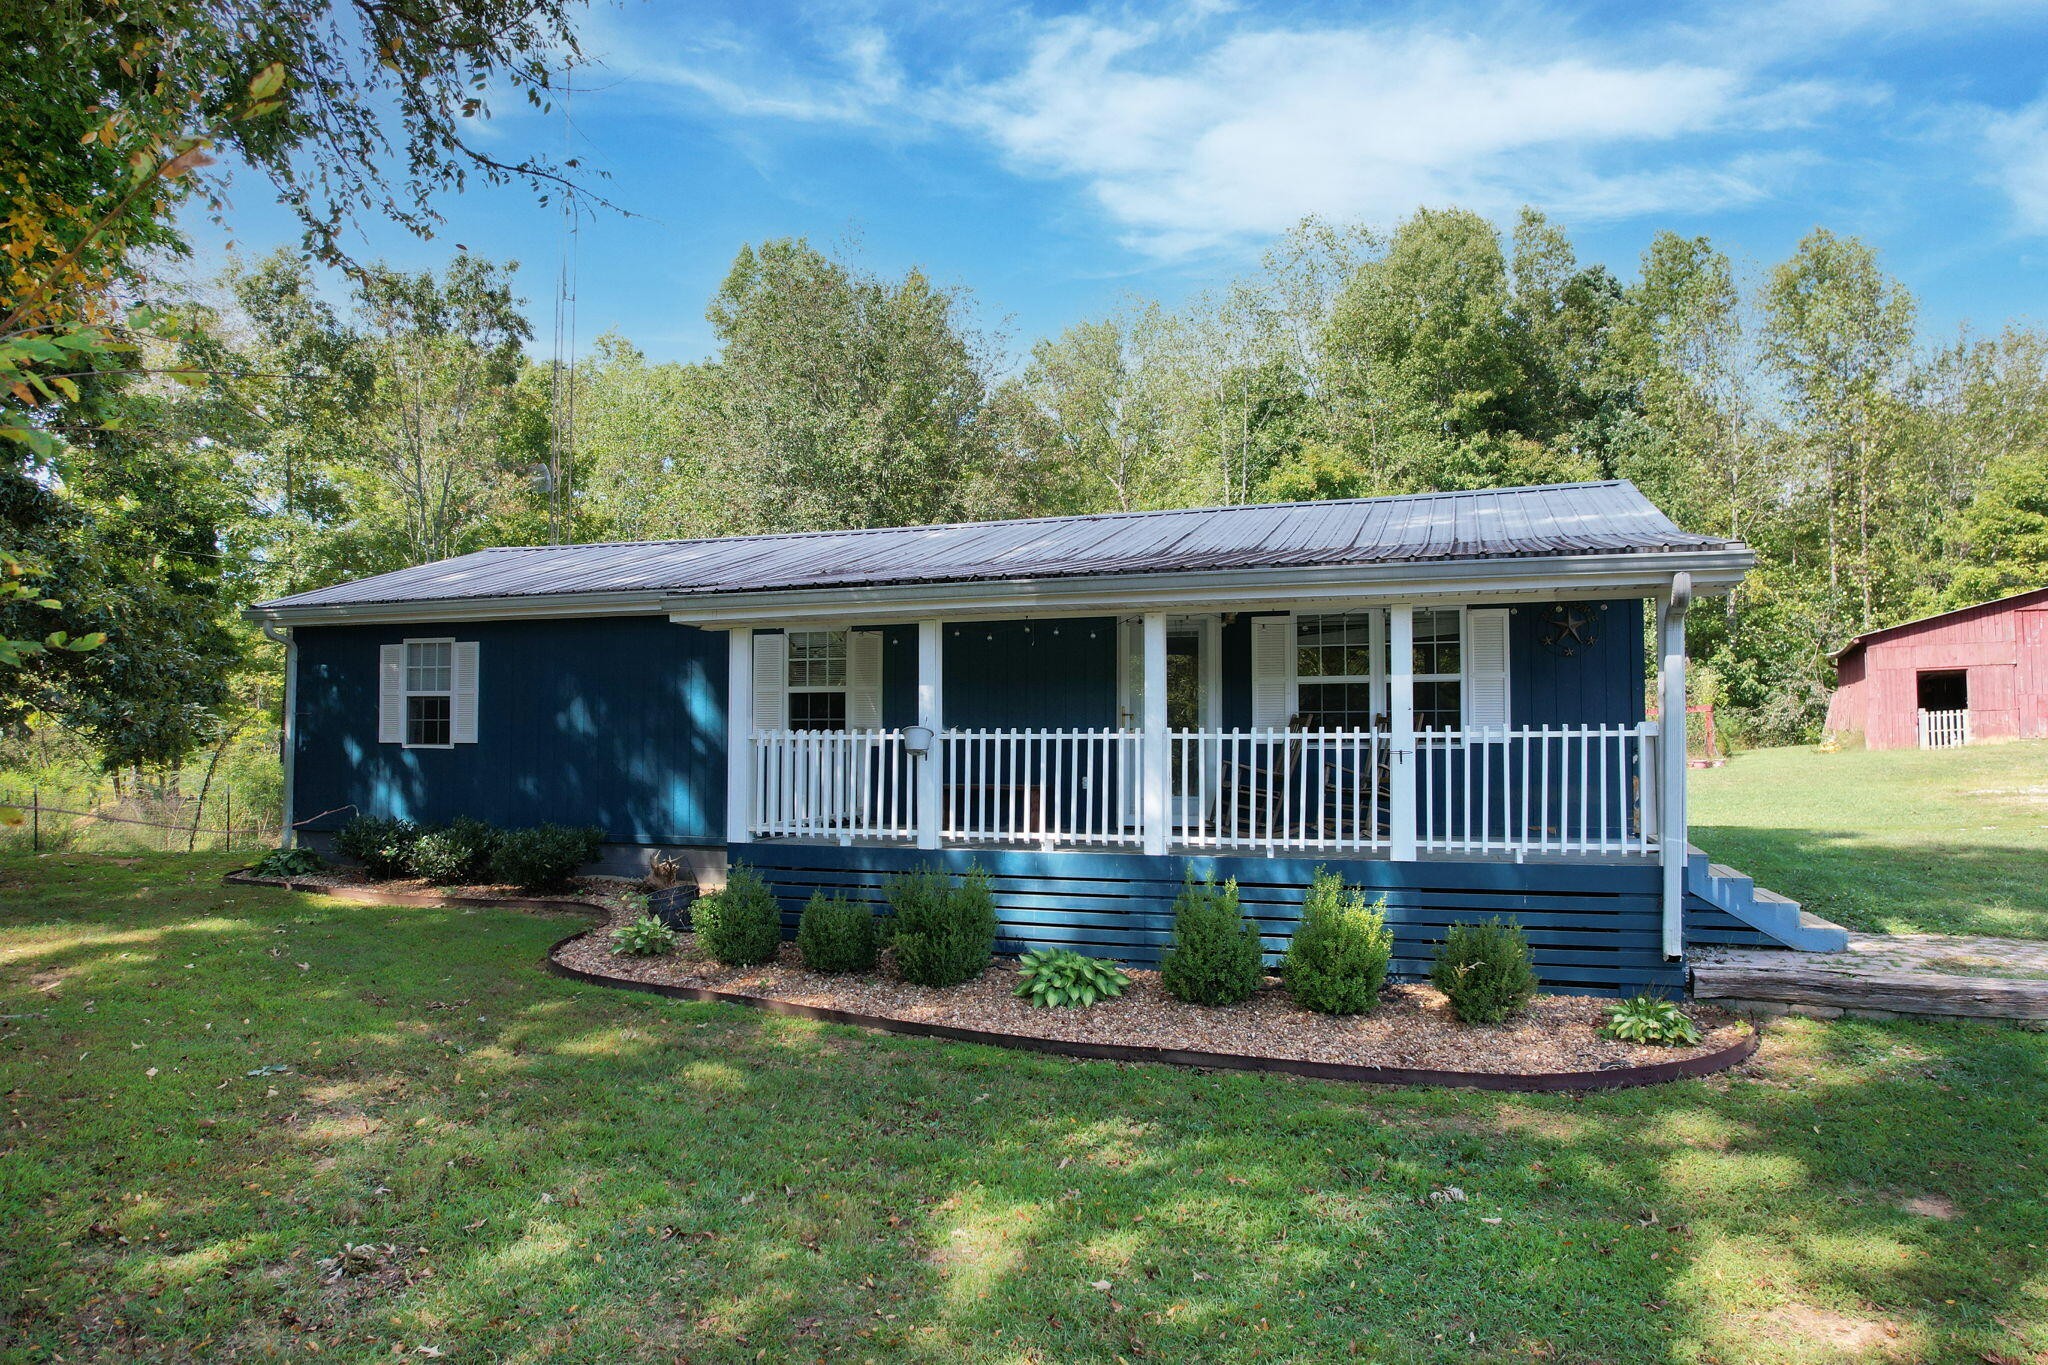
[726,843,1683,996]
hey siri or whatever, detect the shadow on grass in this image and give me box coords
[3,852,2046,1362]
[1693,823,2048,940]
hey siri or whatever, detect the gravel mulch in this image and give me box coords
[556,896,1747,1077]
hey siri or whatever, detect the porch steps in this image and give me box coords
[1683,847,1848,953]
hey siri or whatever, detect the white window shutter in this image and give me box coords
[378,644,404,744]
[1465,608,1511,728]
[451,641,481,743]
[1251,616,1296,728]
[848,630,883,728]
[751,632,788,731]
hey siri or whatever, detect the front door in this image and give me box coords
[1120,617,1219,826]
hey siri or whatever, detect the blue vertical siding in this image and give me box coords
[941,618,1117,728]
[1509,598,1645,727]
[293,616,727,842]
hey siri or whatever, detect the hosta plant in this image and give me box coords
[1013,948,1131,1009]
[609,915,678,957]
[1601,994,1703,1047]
[251,846,325,878]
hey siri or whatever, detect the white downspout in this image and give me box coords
[261,621,297,848]
[1659,573,1693,959]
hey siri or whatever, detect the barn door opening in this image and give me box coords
[1916,669,1967,713]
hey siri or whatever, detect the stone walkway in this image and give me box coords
[1691,932,2048,1026]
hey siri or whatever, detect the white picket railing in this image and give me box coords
[1169,729,1390,853]
[747,722,1663,858]
[1918,708,1969,749]
[940,728,1144,847]
[750,728,916,842]
[1414,723,1659,856]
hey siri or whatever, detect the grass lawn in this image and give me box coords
[1691,739,2048,940]
[1,856,2045,1362]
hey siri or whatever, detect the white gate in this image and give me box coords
[1917,708,1970,749]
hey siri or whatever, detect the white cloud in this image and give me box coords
[585,5,1896,255]
[1985,93,2048,232]
[957,18,1763,252]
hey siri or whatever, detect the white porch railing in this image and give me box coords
[746,722,1663,859]
[1169,729,1390,853]
[940,728,1144,847]
[750,729,916,842]
[1414,723,1659,856]
[1918,708,1969,749]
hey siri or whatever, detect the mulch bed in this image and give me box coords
[551,896,1752,1089]
[226,869,1755,1090]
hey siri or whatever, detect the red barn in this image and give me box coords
[1826,587,2048,749]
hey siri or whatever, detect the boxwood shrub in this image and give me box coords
[332,815,420,880]
[488,824,602,892]
[407,816,501,886]
[1429,918,1538,1024]
[795,891,882,974]
[1282,867,1393,1015]
[1159,873,1265,1006]
[693,863,784,966]
[886,865,998,988]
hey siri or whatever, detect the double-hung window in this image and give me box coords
[785,629,849,732]
[1411,609,1463,731]
[404,640,455,747]
[378,638,477,747]
[1293,613,1380,728]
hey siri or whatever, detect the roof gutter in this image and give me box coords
[241,548,1755,630]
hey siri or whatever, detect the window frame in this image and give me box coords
[785,628,851,733]
[1291,610,1386,730]
[1410,606,1465,733]
[401,637,457,750]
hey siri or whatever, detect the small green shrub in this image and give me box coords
[1013,948,1130,1008]
[609,915,678,957]
[407,816,500,885]
[1601,993,1702,1046]
[1159,873,1266,1006]
[796,892,881,974]
[251,845,325,878]
[1429,918,1538,1024]
[1283,868,1393,1015]
[332,815,420,880]
[489,824,602,892]
[693,863,784,966]
[887,865,998,988]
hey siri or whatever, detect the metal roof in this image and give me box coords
[1831,585,2048,660]
[255,480,1742,613]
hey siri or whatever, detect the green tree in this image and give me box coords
[702,239,999,532]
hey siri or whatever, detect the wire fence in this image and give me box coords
[3,786,281,855]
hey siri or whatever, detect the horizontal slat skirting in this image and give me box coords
[731,842,1682,996]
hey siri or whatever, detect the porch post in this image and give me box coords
[1140,611,1169,856]
[1658,575,1693,959]
[916,619,944,851]
[1388,605,1418,861]
[726,627,753,846]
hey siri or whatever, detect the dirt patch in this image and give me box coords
[1744,1304,1911,1359]
[1900,1193,1956,1220]
[555,900,1748,1079]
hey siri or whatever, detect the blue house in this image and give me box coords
[249,480,1839,993]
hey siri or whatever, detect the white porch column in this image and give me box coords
[1140,611,1169,856]
[915,619,944,850]
[726,627,754,846]
[1388,605,1418,862]
[1658,575,1693,959]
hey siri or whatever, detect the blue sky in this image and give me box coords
[189,0,2048,365]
